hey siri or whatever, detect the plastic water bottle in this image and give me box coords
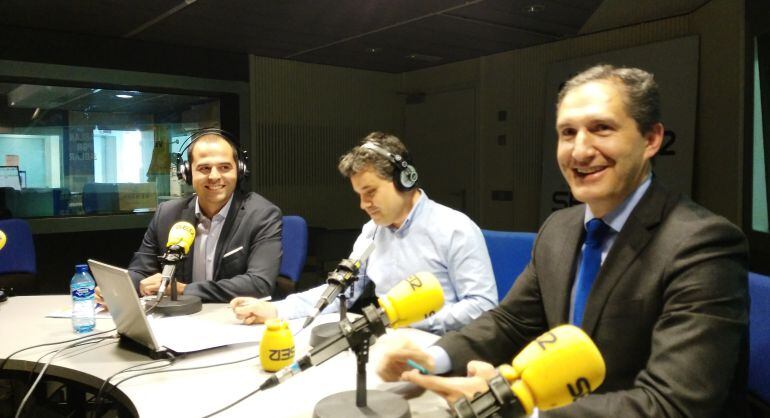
[71,264,96,333]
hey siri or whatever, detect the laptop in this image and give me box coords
[88,259,260,358]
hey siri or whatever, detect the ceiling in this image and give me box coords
[0,0,710,73]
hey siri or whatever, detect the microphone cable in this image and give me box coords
[91,356,177,418]
[197,325,309,417]
[13,334,119,418]
[0,328,117,371]
[26,336,118,384]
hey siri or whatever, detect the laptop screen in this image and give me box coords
[88,259,162,352]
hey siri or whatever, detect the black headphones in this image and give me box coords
[360,142,419,191]
[176,128,249,185]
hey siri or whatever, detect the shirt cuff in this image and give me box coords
[426,345,452,374]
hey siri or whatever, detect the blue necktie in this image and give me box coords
[571,218,610,327]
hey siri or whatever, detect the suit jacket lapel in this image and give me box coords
[181,197,197,283]
[581,180,671,335]
[542,206,585,325]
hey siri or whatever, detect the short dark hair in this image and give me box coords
[557,64,661,135]
[338,132,409,179]
[187,131,239,165]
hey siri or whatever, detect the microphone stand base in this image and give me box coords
[154,295,202,316]
[309,322,343,348]
[313,390,410,418]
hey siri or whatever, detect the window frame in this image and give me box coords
[744,0,770,275]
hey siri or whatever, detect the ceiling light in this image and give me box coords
[405,53,443,63]
[116,94,133,99]
[523,4,545,13]
[365,47,382,54]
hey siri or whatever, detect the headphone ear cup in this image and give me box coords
[182,161,192,185]
[176,154,192,185]
[398,165,419,191]
[238,150,249,181]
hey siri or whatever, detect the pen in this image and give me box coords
[406,359,429,375]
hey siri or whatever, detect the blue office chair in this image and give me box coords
[749,272,770,412]
[0,218,37,295]
[274,215,308,299]
[481,230,536,301]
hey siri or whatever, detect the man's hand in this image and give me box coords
[400,360,496,405]
[230,297,277,325]
[376,336,436,382]
[94,286,107,310]
[139,273,186,296]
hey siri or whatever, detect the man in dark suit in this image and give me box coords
[118,130,282,303]
[377,65,749,417]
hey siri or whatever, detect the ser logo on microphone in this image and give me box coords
[269,347,295,361]
[567,377,592,401]
[407,275,423,290]
[406,275,437,318]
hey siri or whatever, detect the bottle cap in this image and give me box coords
[75,264,89,273]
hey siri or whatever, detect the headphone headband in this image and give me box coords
[176,128,249,185]
[360,142,418,191]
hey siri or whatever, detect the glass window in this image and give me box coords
[753,38,769,233]
[0,82,220,218]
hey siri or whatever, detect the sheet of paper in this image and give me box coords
[149,315,264,353]
[46,305,112,319]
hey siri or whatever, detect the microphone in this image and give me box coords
[302,241,375,329]
[260,271,444,390]
[155,221,196,302]
[453,325,606,418]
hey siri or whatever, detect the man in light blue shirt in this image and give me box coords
[231,132,498,334]
[377,65,749,417]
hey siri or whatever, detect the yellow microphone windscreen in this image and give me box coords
[378,272,444,328]
[506,325,605,412]
[166,221,196,254]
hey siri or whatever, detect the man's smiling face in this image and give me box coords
[556,79,662,217]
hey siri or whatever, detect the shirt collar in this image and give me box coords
[584,174,652,233]
[388,189,427,233]
[195,193,234,222]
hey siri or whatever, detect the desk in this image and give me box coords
[0,295,451,417]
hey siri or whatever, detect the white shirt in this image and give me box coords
[192,195,233,282]
[275,190,498,334]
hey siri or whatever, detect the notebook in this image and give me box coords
[88,259,260,358]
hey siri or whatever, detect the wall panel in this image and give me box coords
[249,56,402,229]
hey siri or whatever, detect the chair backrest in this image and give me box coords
[0,218,36,275]
[481,230,536,301]
[279,215,308,283]
[749,272,770,404]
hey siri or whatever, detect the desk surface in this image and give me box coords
[0,295,451,418]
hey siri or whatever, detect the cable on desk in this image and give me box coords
[108,322,307,388]
[26,337,117,385]
[199,385,264,418]
[0,328,117,371]
[196,325,310,417]
[91,357,176,418]
[111,351,260,387]
[13,335,118,418]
